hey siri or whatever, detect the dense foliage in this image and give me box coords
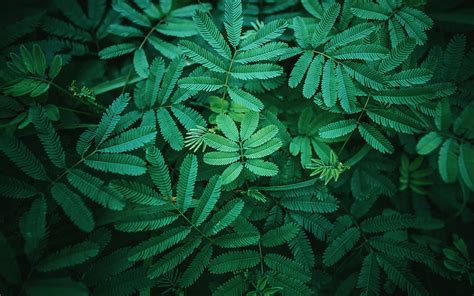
[0,0,473,295]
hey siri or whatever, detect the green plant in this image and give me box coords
[0,0,473,295]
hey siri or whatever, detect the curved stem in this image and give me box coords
[120,19,166,94]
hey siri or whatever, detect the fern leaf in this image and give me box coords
[128,227,191,261]
[289,51,314,88]
[443,34,466,80]
[176,154,198,212]
[244,125,279,148]
[293,17,311,48]
[20,198,47,258]
[319,119,357,138]
[221,162,243,185]
[171,105,207,130]
[84,153,147,176]
[0,176,37,199]
[99,126,156,153]
[133,48,149,78]
[37,241,99,272]
[0,135,48,181]
[342,62,385,89]
[224,0,242,48]
[96,93,130,145]
[373,83,455,105]
[267,272,313,296]
[156,108,184,151]
[239,19,287,51]
[358,123,394,154]
[322,59,337,107]
[231,63,283,80]
[113,210,178,233]
[109,180,165,206]
[281,195,339,213]
[289,230,315,269]
[216,114,239,141]
[336,64,357,112]
[323,227,360,266]
[83,247,134,285]
[376,254,429,296]
[178,76,224,91]
[416,132,443,155]
[180,244,213,287]
[361,213,443,233]
[194,10,231,59]
[387,69,433,87]
[179,40,227,73]
[212,275,246,296]
[438,139,459,183]
[209,250,260,274]
[227,87,264,112]
[213,232,260,248]
[99,43,137,59]
[325,23,376,50]
[244,138,282,159]
[204,151,240,165]
[192,175,222,226]
[245,159,279,176]
[333,45,389,61]
[112,0,150,27]
[369,236,434,264]
[203,134,240,152]
[157,57,185,105]
[379,38,417,73]
[261,223,299,247]
[51,183,94,232]
[240,111,259,141]
[67,169,125,210]
[264,253,311,283]
[311,3,341,47]
[357,253,381,296]
[235,42,288,64]
[145,146,172,197]
[148,238,202,279]
[351,2,389,20]
[303,55,323,98]
[366,108,422,134]
[204,198,244,236]
[290,212,333,241]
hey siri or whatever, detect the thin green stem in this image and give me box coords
[120,19,166,94]
[172,204,214,243]
[258,242,265,274]
[337,95,371,155]
[221,50,238,102]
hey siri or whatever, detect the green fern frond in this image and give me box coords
[128,227,191,261]
[176,154,198,212]
[0,135,48,181]
[323,227,361,266]
[261,223,299,247]
[0,177,37,199]
[37,241,99,272]
[193,10,231,59]
[180,245,213,287]
[209,250,260,274]
[50,183,94,232]
[84,153,147,176]
[224,0,242,48]
[67,169,125,210]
